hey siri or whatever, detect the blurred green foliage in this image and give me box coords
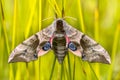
[0,0,120,80]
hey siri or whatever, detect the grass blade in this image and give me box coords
[25,0,37,38]
[0,0,10,55]
[0,1,13,80]
[11,0,17,50]
[48,0,61,17]
[94,3,100,79]
[108,23,120,80]
[73,56,76,80]
[77,0,85,32]
[49,57,56,80]
[67,53,72,80]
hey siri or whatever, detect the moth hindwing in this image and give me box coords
[8,19,111,64]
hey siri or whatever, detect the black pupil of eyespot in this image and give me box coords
[68,42,77,51]
[42,42,51,51]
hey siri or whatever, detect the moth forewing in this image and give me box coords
[63,21,111,64]
[8,34,40,63]
[80,35,111,64]
[8,24,54,63]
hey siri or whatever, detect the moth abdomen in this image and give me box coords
[52,32,67,63]
[55,50,67,64]
[53,45,68,63]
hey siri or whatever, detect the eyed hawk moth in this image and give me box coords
[8,19,111,64]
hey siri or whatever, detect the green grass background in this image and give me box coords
[0,0,120,80]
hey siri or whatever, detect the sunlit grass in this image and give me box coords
[94,4,100,79]
[77,0,85,33]
[0,0,120,80]
[108,23,120,80]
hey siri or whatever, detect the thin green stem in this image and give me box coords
[48,0,60,18]
[67,53,72,80]
[73,56,76,80]
[94,2,100,79]
[60,63,63,80]
[11,0,17,50]
[25,63,29,80]
[64,60,70,80]
[108,23,120,80]
[88,63,99,80]
[0,0,10,55]
[79,58,88,80]
[49,57,56,80]
[1,1,13,80]
[39,0,42,31]
[77,0,85,32]
[25,0,37,38]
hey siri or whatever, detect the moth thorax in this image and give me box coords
[54,33,64,37]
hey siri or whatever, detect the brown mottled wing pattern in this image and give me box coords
[8,24,55,63]
[64,21,111,64]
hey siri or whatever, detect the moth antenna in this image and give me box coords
[54,13,58,19]
[63,16,77,21]
[54,5,58,19]
[62,0,65,18]
[62,8,65,19]
[42,17,54,22]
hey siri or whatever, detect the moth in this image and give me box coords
[8,19,111,64]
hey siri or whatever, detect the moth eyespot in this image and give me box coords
[42,42,51,51]
[68,42,77,51]
[34,54,38,58]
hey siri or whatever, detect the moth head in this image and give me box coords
[55,19,64,32]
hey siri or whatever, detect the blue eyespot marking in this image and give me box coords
[42,42,51,51]
[68,42,77,51]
